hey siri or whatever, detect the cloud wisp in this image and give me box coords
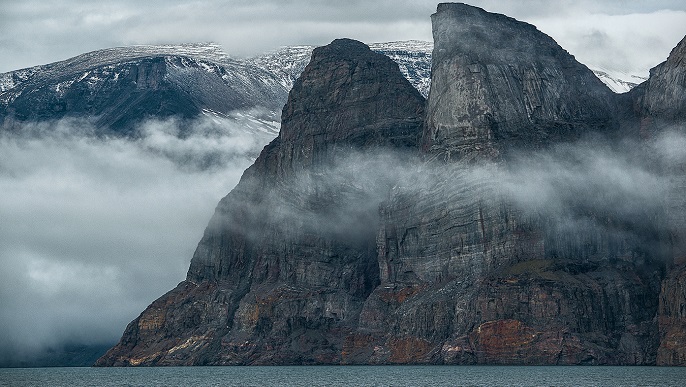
[1,107,683,365]
[0,113,276,364]
[230,130,683,268]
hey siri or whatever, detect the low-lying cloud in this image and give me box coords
[237,129,684,268]
[2,108,684,365]
[0,113,277,364]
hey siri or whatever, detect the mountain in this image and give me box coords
[97,3,686,366]
[248,41,640,98]
[628,35,686,366]
[0,38,641,141]
[247,41,433,98]
[590,67,647,94]
[0,43,288,136]
[96,37,426,366]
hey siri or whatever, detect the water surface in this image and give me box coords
[1,365,684,386]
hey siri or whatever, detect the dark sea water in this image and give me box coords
[1,366,685,386]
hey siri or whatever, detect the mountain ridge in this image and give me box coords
[1,40,644,121]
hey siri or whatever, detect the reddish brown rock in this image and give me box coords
[658,264,686,365]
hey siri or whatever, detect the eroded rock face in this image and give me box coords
[632,36,686,138]
[632,35,686,366]
[423,3,617,162]
[96,38,425,366]
[360,2,664,365]
[99,3,685,366]
[658,265,686,366]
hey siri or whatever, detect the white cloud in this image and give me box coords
[0,115,276,361]
[531,10,686,74]
[2,0,684,74]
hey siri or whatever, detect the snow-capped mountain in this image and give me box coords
[0,43,288,135]
[248,41,641,97]
[587,67,648,93]
[0,40,645,138]
[247,41,432,97]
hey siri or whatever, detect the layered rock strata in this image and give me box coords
[630,35,686,366]
[99,3,685,366]
[423,3,617,162]
[359,3,665,365]
[97,38,425,365]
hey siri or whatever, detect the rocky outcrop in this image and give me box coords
[423,3,617,162]
[98,3,685,366]
[362,3,665,365]
[658,265,686,365]
[631,35,686,366]
[631,36,686,138]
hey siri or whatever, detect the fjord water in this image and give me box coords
[2,366,685,386]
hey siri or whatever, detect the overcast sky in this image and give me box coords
[2,0,686,364]
[1,1,686,74]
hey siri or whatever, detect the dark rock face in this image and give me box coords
[98,4,685,366]
[658,265,686,365]
[424,3,617,162]
[365,3,664,365]
[630,35,686,366]
[631,36,686,138]
[96,38,425,365]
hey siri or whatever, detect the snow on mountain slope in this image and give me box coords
[0,43,290,135]
[370,41,432,98]
[247,41,433,97]
[248,40,641,98]
[248,45,315,90]
[0,40,646,138]
[588,67,648,93]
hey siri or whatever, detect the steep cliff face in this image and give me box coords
[423,3,617,162]
[356,3,665,365]
[632,36,686,138]
[96,38,425,365]
[98,3,684,366]
[658,265,686,366]
[632,35,686,366]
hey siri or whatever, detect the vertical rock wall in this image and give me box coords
[98,3,686,366]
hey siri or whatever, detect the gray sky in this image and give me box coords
[1,0,686,363]
[1,1,686,74]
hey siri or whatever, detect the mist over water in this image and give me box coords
[0,114,277,365]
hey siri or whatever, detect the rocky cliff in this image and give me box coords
[358,3,665,365]
[96,38,425,365]
[424,3,617,161]
[629,35,686,366]
[98,3,686,366]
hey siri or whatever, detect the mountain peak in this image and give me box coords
[424,1,616,161]
[281,38,424,148]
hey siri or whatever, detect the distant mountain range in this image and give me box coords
[0,40,642,139]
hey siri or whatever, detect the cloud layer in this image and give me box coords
[1,1,685,75]
[0,114,276,363]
